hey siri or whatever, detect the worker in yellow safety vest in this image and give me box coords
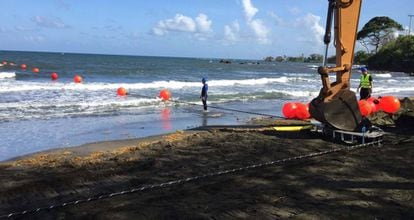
[356,67,372,100]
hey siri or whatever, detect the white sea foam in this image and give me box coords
[263,89,319,98]
[0,72,16,79]
[385,79,398,83]
[0,77,293,93]
[209,77,289,86]
[0,97,162,121]
[374,73,392,78]
[374,86,414,94]
[0,97,158,109]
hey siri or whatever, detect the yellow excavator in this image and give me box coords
[309,0,364,131]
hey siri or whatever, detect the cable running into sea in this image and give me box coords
[129,93,284,118]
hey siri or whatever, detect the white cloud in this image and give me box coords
[241,0,258,22]
[249,19,270,44]
[393,31,399,38]
[31,15,70,29]
[223,21,240,44]
[295,13,324,45]
[195,14,212,33]
[241,0,270,44]
[152,13,212,40]
[152,26,166,36]
[404,25,412,35]
[153,14,196,36]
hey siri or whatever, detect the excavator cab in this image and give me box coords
[309,0,363,131]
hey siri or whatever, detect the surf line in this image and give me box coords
[128,93,283,119]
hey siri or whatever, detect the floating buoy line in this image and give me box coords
[1,59,401,119]
[1,59,287,119]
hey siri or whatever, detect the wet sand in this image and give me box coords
[1,104,414,219]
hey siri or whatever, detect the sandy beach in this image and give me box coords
[0,98,413,219]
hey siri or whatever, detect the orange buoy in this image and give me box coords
[20,64,27,69]
[73,75,83,83]
[159,89,171,101]
[366,97,379,113]
[295,102,310,119]
[358,100,372,117]
[378,96,400,114]
[51,72,58,80]
[282,102,297,119]
[117,87,127,96]
[32,67,40,73]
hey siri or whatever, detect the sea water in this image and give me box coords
[1,51,413,161]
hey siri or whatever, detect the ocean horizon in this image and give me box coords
[1,49,263,63]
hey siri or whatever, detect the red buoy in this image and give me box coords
[282,102,297,119]
[159,89,171,101]
[366,97,379,113]
[73,75,83,83]
[2,61,7,65]
[378,96,400,114]
[117,87,127,96]
[51,72,58,80]
[32,67,40,73]
[20,64,27,69]
[358,100,372,117]
[295,102,310,119]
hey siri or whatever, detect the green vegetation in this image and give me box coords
[263,16,413,73]
[355,16,413,73]
[263,54,322,63]
[357,16,403,54]
[367,35,414,73]
[354,50,370,64]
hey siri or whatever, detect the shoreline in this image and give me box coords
[2,96,412,166]
[0,121,413,218]
[0,99,413,218]
[3,96,412,164]
[1,117,312,165]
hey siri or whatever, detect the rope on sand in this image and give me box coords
[0,139,382,219]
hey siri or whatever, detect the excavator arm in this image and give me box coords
[309,0,363,131]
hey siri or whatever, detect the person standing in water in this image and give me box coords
[200,77,208,111]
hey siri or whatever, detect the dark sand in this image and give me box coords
[1,100,414,219]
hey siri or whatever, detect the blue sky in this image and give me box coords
[1,0,413,59]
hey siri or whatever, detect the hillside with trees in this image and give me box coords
[357,16,403,54]
[354,16,413,73]
[263,54,323,63]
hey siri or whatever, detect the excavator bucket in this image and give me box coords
[309,90,362,131]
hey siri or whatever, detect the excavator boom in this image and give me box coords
[309,0,363,131]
